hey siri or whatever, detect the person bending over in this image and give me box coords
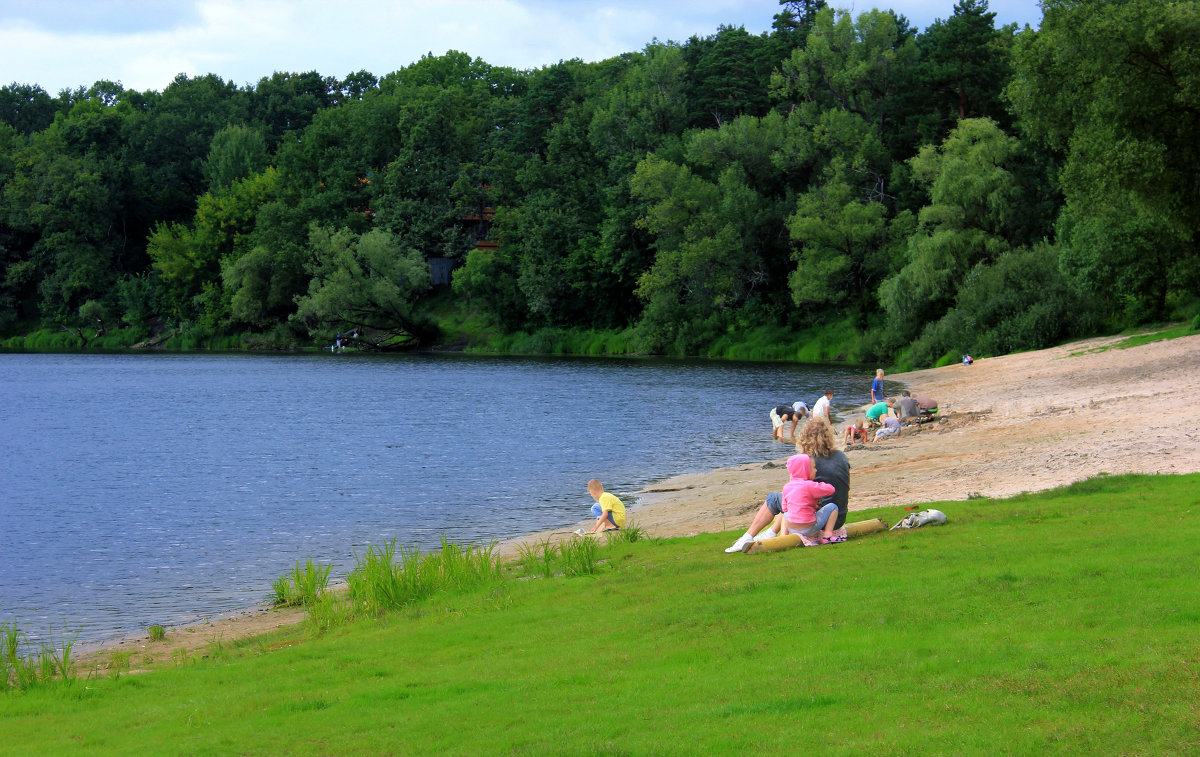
[584,479,626,533]
[895,390,921,422]
[865,397,895,426]
[770,404,806,441]
[916,395,939,417]
[811,390,834,426]
[844,419,870,445]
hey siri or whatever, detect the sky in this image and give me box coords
[0,0,1044,94]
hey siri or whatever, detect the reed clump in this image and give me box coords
[515,537,558,578]
[2,622,78,691]
[604,522,646,545]
[559,535,600,576]
[271,559,333,608]
[345,538,501,617]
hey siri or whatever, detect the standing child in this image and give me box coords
[871,368,886,403]
[582,479,626,534]
[780,454,838,543]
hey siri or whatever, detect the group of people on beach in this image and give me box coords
[581,367,941,551]
[769,389,833,441]
[842,369,939,445]
[725,369,940,552]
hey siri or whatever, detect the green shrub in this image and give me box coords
[147,624,167,642]
[604,522,647,545]
[908,245,1099,367]
[346,538,502,617]
[271,560,332,608]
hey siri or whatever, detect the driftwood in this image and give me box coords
[743,517,887,554]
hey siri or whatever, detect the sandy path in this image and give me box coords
[81,332,1200,669]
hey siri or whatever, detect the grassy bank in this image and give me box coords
[2,473,1197,754]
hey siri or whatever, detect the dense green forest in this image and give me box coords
[1,0,1196,366]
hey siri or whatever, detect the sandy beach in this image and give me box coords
[611,331,1200,539]
[83,331,1200,669]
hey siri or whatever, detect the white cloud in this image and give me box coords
[0,0,1043,94]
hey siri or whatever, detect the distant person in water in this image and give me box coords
[770,404,807,441]
[871,368,887,403]
[580,479,626,534]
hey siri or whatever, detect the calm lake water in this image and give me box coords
[0,352,865,645]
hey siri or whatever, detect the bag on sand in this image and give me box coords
[888,509,947,531]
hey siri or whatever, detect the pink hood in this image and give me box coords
[786,454,812,481]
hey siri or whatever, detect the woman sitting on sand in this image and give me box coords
[724,419,850,552]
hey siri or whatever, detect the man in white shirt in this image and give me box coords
[811,389,833,425]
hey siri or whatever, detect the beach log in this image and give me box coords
[846,518,887,537]
[743,518,887,554]
[743,534,802,553]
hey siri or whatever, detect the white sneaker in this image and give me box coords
[724,533,753,553]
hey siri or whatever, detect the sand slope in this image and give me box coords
[599,332,1200,540]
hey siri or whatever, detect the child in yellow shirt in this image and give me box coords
[584,479,626,533]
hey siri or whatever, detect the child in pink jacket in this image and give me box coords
[780,454,837,540]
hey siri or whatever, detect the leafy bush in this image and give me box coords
[909,245,1099,367]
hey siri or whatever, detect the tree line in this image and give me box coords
[1,0,1196,365]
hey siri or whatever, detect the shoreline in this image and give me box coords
[78,331,1200,669]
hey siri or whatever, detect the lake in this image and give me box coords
[0,352,866,645]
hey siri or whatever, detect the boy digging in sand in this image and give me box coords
[581,479,626,534]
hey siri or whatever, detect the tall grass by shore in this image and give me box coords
[2,474,1197,754]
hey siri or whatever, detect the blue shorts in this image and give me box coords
[765,492,783,515]
[799,503,839,535]
[590,503,618,527]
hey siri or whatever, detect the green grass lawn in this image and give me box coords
[3,474,1198,755]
